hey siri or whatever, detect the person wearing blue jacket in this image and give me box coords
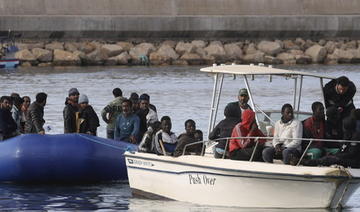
[114,99,140,144]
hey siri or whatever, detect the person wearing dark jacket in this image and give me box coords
[174,119,202,157]
[24,93,47,134]
[323,76,356,119]
[0,96,17,140]
[78,94,100,136]
[226,88,252,122]
[63,88,79,133]
[209,103,240,158]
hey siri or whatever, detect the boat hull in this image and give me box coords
[125,152,360,208]
[0,134,137,183]
[0,59,19,68]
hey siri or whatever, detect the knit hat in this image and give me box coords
[68,88,79,96]
[78,94,89,104]
[139,93,150,101]
[238,88,248,96]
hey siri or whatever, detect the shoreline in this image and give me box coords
[9,38,360,67]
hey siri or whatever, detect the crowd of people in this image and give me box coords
[0,75,359,166]
[0,87,203,157]
[210,75,360,167]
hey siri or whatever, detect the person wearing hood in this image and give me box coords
[209,103,241,158]
[262,104,303,165]
[78,94,100,136]
[229,109,266,161]
[63,88,79,133]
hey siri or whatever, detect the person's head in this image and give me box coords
[326,106,341,123]
[0,96,12,110]
[78,94,89,110]
[241,109,257,130]
[139,94,150,110]
[113,88,122,98]
[122,99,132,117]
[35,92,47,106]
[129,92,139,111]
[336,76,350,95]
[311,102,325,121]
[281,104,294,122]
[161,116,172,133]
[185,119,196,136]
[68,88,80,103]
[10,93,20,98]
[194,130,203,141]
[12,96,24,109]
[237,88,249,107]
[224,103,240,119]
[22,96,31,109]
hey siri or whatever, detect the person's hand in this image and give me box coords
[129,136,137,144]
[275,144,283,153]
[38,130,45,135]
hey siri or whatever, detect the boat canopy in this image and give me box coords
[200,64,334,79]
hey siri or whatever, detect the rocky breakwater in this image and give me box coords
[13,39,360,66]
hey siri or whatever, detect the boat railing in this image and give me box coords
[182,136,359,166]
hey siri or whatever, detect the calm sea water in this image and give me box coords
[0,64,360,211]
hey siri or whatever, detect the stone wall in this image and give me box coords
[1,0,360,38]
[13,38,360,67]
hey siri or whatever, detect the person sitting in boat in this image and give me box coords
[153,116,177,155]
[0,96,17,140]
[101,88,124,139]
[302,102,326,159]
[77,94,100,136]
[209,103,241,158]
[262,104,303,165]
[174,119,202,157]
[302,114,360,168]
[323,76,356,120]
[114,99,140,144]
[138,121,161,153]
[227,88,251,121]
[20,96,31,132]
[10,95,23,134]
[136,94,158,140]
[24,92,47,135]
[129,92,140,113]
[229,109,266,161]
[63,88,80,133]
[194,130,203,142]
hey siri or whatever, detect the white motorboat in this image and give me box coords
[125,64,360,208]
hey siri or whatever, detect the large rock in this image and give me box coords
[116,42,134,52]
[149,45,179,65]
[333,48,360,63]
[180,53,203,65]
[83,49,108,65]
[191,40,207,49]
[204,42,226,61]
[32,48,52,62]
[243,51,265,63]
[276,53,296,64]
[283,40,300,50]
[325,53,339,65]
[324,41,337,54]
[257,41,282,55]
[161,40,177,48]
[64,42,80,52]
[244,43,257,55]
[115,52,131,65]
[264,55,282,64]
[79,42,97,54]
[100,44,124,57]
[45,42,64,51]
[53,49,81,66]
[305,45,327,63]
[129,43,156,64]
[295,55,312,64]
[15,49,37,64]
[224,43,243,60]
[17,42,45,50]
[175,42,196,55]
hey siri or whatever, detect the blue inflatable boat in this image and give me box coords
[0,134,137,183]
